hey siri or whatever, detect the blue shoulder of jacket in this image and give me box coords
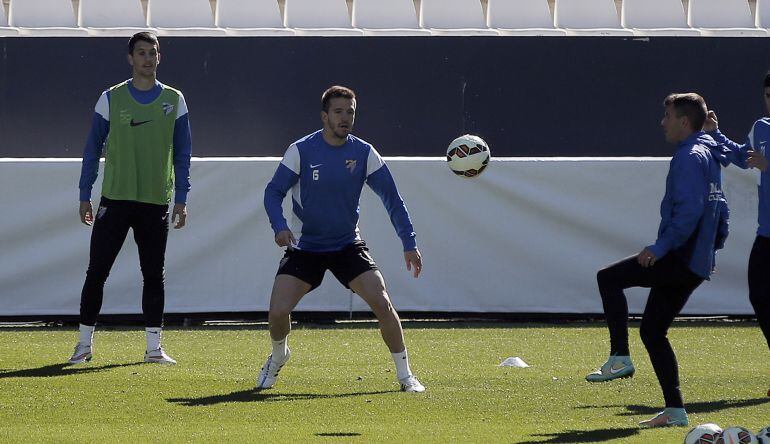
[753,118,770,135]
[347,135,375,157]
[292,130,322,149]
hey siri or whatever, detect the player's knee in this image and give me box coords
[379,298,394,314]
[596,267,614,287]
[639,325,666,347]
[269,304,293,320]
[85,268,110,285]
[371,295,394,314]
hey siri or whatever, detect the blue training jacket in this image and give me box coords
[264,130,417,252]
[648,131,729,279]
[708,119,770,238]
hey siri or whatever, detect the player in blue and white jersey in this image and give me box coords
[259,86,425,393]
[704,74,770,355]
[586,94,730,428]
[703,73,770,398]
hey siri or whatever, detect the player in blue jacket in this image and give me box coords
[703,72,770,398]
[260,86,425,393]
[704,76,770,353]
[586,93,730,428]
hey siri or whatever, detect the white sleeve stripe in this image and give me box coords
[366,146,385,176]
[176,94,189,120]
[95,92,109,121]
[280,144,301,174]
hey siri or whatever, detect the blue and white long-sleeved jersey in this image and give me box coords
[648,132,729,279]
[264,130,417,252]
[709,118,770,237]
[78,79,192,204]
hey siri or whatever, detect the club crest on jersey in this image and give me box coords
[345,160,357,173]
[162,102,175,116]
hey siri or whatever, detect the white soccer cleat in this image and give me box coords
[256,351,290,389]
[68,343,92,364]
[144,347,177,365]
[399,375,426,393]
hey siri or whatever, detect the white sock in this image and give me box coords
[271,336,289,363]
[79,324,95,346]
[392,349,413,380]
[146,327,162,352]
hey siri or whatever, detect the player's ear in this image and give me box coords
[156,52,161,65]
[127,53,133,66]
[320,110,328,125]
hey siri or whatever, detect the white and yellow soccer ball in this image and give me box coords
[755,427,770,444]
[446,134,491,178]
[685,423,723,444]
[715,427,758,444]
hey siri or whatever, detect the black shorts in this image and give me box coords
[276,240,379,291]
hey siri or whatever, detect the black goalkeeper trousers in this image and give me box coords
[748,235,770,350]
[80,197,169,328]
[597,253,703,408]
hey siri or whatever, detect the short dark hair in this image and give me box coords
[764,71,770,88]
[664,93,707,131]
[128,32,159,54]
[321,86,356,112]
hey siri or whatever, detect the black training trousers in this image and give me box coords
[80,197,170,327]
[597,253,703,408]
[748,235,770,350]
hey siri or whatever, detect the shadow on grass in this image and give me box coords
[576,397,770,415]
[0,362,143,378]
[519,426,640,443]
[168,388,395,406]
[315,432,362,437]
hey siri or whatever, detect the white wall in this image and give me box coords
[0,157,759,316]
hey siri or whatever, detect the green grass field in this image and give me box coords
[0,321,767,443]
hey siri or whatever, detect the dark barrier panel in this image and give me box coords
[1,36,769,157]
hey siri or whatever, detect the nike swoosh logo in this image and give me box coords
[310,164,323,168]
[609,365,628,374]
[130,119,152,127]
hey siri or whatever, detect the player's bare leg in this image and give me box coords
[350,270,425,392]
[268,274,310,341]
[257,275,310,389]
[349,270,404,352]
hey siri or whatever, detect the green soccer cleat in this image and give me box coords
[585,355,635,382]
[638,408,689,428]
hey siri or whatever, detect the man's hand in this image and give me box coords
[703,110,719,132]
[748,149,769,172]
[404,248,422,278]
[275,230,296,249]
[637,247,657,268]
[172,203,187,229]
[79,201,93,226]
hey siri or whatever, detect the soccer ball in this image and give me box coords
[446,134,491,178]
[756,427,770,444]
[715,427,758,444]
[685,423,723,444]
